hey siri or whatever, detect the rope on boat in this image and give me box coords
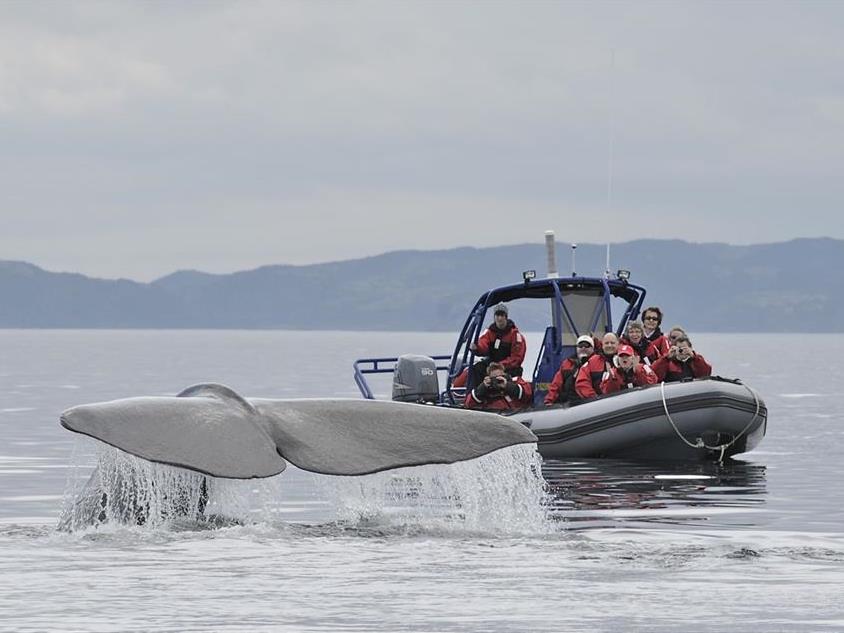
[659,381,762,460]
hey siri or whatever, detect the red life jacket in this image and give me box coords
[574,354,612,400]
[643,329,670,362]
[544,355,586,405]
[652,354,712,383]
[475,320,526,371]
[601,363,658,394]
[621,335,650,361]
[464,376,533,411]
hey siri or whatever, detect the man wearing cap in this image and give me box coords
[575,332,620,400]
[468,302,526,384]
[464,362,533,412]
[601,344,658,394]
[544,334,596,406]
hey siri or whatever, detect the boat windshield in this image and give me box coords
[558,287,608,346]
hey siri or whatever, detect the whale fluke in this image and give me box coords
[60,386,286,479]
[61,383,537,478]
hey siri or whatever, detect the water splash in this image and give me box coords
[319,444,550,535]
[58,442,288,531]
[59,441,550,535]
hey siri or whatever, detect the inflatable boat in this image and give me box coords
[353,233,768,462]
[509,376,766,461]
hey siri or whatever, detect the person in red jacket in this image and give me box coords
[544,334,595,406]
[601,344,658,394]
[651,335,712,382]
[667,326,687,346]
[641,306,670,362]
[575,332,619,400]
[464,362,533,411]
[621,321,652,364]
[468,302,526,379]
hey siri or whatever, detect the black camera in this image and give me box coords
[493,376,507,386]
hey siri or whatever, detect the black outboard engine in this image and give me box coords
[392,355,439,403]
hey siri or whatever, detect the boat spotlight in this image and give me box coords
[616,269,631,281]
[523,270,536,284]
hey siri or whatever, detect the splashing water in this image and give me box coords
[318,444,550,535]
[58,442,288,531]
[59,440,549,535]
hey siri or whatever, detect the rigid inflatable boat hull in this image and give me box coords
[511,378,766,462]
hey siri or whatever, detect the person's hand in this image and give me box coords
[483,376,492,387]
[667,346,678,359]
[677,348,693,362]
[469,342,477,352]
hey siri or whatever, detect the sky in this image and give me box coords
[1,1,843,281]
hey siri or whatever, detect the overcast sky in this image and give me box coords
[2,1,842,281]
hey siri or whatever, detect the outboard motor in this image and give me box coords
[392,355,439,403]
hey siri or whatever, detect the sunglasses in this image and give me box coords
[577,342,593,348]
[643,315,659,321]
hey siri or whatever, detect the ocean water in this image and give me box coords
[1,330,843,632]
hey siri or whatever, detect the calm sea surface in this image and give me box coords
[1,330,843,632]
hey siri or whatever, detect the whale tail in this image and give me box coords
[60,383,537,479]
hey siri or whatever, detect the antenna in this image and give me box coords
[571,243,577,276]
[605,49,616,279]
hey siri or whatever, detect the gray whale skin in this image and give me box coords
[60,383,537,478]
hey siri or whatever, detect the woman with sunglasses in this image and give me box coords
[641,306,671,362]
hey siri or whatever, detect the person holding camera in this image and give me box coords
[601,344,658,394]
[667,326,687,342]
[544,334,596,406]
[651,335,712,383]
[464,362,533,411]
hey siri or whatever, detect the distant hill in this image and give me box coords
[1,238,842,331]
